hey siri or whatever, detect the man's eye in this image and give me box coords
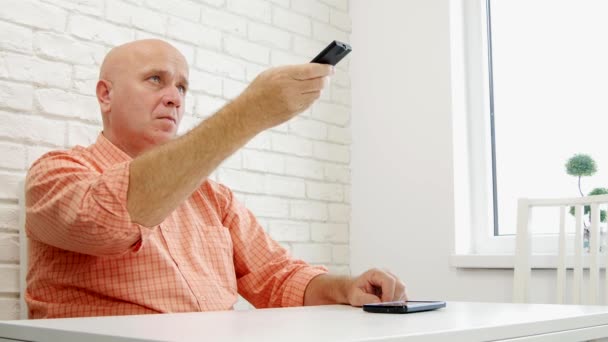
[149,75,161,83]
[177,85,186,95]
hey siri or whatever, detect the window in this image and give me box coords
[490,0,608,237]
[453,0,608,256]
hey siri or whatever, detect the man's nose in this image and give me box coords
[162,86,182,108]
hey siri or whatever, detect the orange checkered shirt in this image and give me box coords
[25,134,327,319]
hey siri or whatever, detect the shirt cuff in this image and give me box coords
[281,266,329,307]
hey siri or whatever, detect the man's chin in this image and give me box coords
[143,129,177,146]
[155,133,177,144]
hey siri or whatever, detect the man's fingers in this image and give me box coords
[395,282,407,301]
[299,76,329,93]
[292,63,334,80]
[352,293,381,307]
[299,91,321,107]
[387,271,407,301]
[345,269,408,308]
[367,269,396,303]
[380,280,396,303]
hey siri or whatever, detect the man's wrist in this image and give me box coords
[226,91,266,135]
[334,275,352,304]
[304,274,352,305]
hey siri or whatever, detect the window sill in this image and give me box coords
[450,254,608,269]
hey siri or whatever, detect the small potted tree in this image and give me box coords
[566,154,607,251]
[566,154,597,197]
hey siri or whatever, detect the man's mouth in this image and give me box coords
[157,116,176,124]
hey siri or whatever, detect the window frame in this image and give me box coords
[451,0,568,261]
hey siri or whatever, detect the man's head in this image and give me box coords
[97,39,189,157]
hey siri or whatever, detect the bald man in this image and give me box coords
[25,39,406,319]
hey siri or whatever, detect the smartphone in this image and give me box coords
[310,40,352,66]
[363,301,446,314]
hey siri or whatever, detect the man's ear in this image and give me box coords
[96,79,112,114]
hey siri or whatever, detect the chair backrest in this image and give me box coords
[513,194,608,304]
[17,179,28,319]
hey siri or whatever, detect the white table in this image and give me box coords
[2,302,608,341]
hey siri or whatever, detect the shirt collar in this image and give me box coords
[90,133,133,167]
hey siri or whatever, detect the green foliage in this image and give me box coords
[569,187,608,222]
[566,154,597,176]
[589,187,608,196]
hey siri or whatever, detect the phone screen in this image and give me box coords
[370,301,438,307]
[363,301,446,314]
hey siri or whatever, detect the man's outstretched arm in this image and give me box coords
[125,64,333,227]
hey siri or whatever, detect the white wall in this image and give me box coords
[0,0,352,319]
[350,0,518,302]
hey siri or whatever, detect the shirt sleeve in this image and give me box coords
[26,151,154,257]
[217,183,328,308]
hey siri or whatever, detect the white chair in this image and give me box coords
[513,194,608,304]
[17,179,28,319]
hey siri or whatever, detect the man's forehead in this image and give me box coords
[130,45,188,71]
[140,63,189,81]
[100,39,189,79]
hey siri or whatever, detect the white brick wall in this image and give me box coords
[0,0,351,319]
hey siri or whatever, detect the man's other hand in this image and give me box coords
[346,268,407,306]
[304,269,407,306]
